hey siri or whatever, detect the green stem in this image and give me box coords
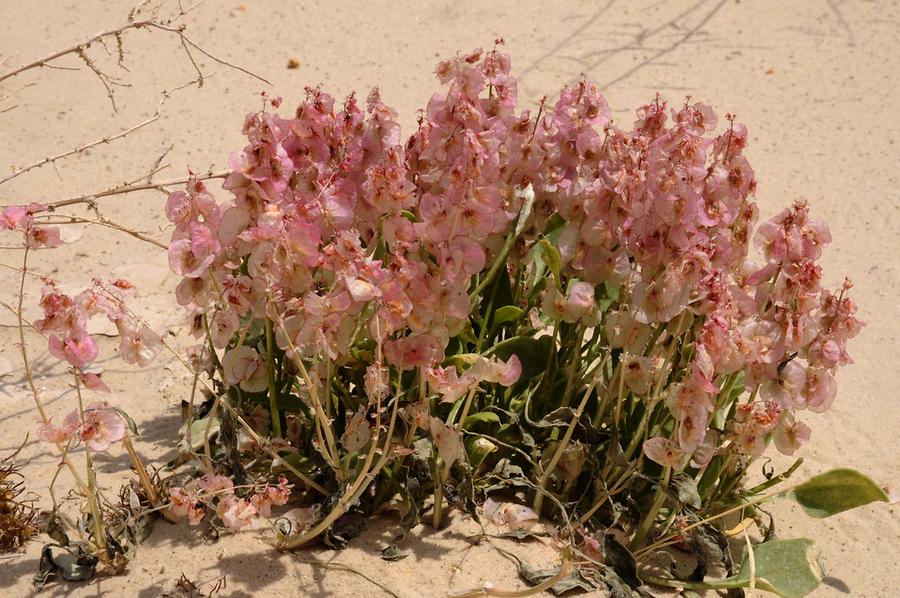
[278,379,401,550]
[469,185,534,301]
[265,321,283,438]
[475,270,501,353]
[558,325,586,408]
[631,465,671,549]
[74,374,105,549]
[641,573,745,592]
[533,378,599,514]
[452,385,480,430]
[432,456,445,529]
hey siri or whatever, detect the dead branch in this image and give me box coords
[0,82,35,104]
[147,143,175,183]
[0,74,211,186]
[44,169,228,210]
[36,214,167,249]
[145,22,270,86]
[0,1,267,93]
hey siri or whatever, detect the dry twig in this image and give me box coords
[44,169,228,210]
[0,74,212,186]
[0,1,268,110]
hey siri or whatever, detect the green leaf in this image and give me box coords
[380,543,410,562]
[671,474,701,509]
[462,411,501,429]
[442,353,479,371]
[186,415,220,449]
[539,239,561,283]
[465,436,497,468]
[785,468,889,518]
[111,407,139,436]
[728,538,822,598]
[544,212,566,237]
[597,282,621,313]
[489,335,553,380]
[492,305,523,327]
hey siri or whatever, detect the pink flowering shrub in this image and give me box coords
[4,43,885,597]
[157,41,869,557]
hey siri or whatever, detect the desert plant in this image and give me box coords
[152,45,884,596]
[3,36,889,596]
[0,442,38,552]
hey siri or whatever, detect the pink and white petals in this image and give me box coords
[222,346,270,393]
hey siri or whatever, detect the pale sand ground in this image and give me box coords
[1,1,898,596]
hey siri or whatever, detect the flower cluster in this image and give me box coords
[165,50,532,397]
[38,400,125,452]
[160,46,861,547]
[34,279,162,373]
[168,474,290,531]
[29,279,162,451]
[0,203,61,249]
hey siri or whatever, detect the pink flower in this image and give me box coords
[1,206,30,230]
[118,324,161,367]
[804,368,837,413]
[79,372,111,393]
[25,226,62,249]
[341,407,372,453]
[38,420,76,444]
[250,477,291,517]
[196,473,235,495]
[430,417,463,469]
[632,269,691,325]
[605,311,654,354]
[759,360,806,408]
[209,309,240,349]
[773,414,811,456]
[426,355,521,403]
[470,354,522,386]
[222,346,269,393]
[62,401,126,452]
[48,332,98,369]
[542,281,596,323]
[622,355,655,396]
[364,363,390,402]
[216,496,257,531]
[169,487,205,525]
[643,437,689,470]
[167,229,218,278]
[384,334,443,370]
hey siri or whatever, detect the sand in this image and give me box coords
[1,0,898,595]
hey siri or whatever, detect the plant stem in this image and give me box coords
[453,385,480,430]
[14,248,88,491]
[121,436,178,523]
[634,480,804,559]
[558,325,586,408]
[270,305,340,470]
[631,464,671,549]
[264,320,283,438]
[469,184,534,301]
[640,573,745,592]
[74,374,106,549]
[432,457,445,529]
[278,386,402,549]
[533,378,599,514]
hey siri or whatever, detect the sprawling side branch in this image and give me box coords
[0,1,268,112]
[0,75,211,186]
[45,170,228,210]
